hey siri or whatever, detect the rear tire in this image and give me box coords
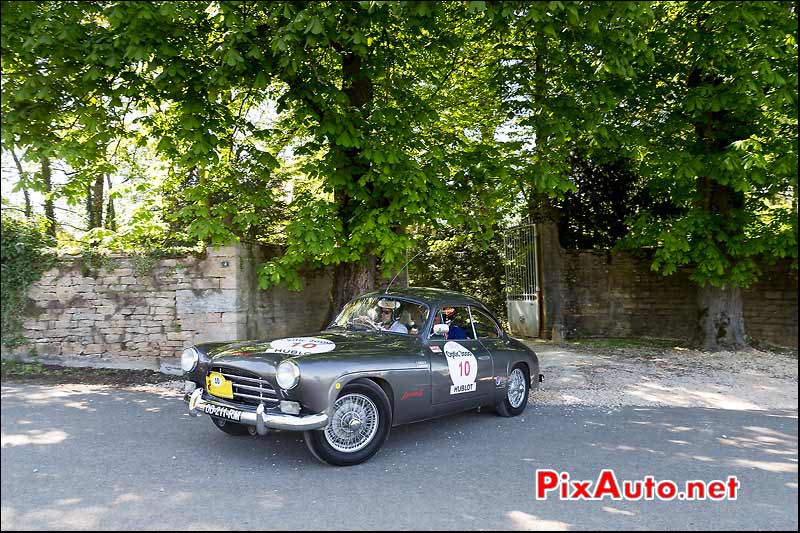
[304,380,392,466]
[210,416,250,436]
[496,364,529,417]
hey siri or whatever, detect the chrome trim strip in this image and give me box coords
[233,382,276,394]
[234,391,280,403]
[218,372,273,386]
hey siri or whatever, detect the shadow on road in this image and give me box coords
[1,383,797,530]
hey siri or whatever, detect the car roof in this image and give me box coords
[360,287,489,310]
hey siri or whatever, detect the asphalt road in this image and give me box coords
[1,383,797,530]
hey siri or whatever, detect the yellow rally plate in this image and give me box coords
[206,371,233,399]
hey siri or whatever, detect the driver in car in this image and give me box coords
[376,299,408,333]
[355,299,408,333]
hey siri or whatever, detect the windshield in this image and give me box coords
[329,297,429,335]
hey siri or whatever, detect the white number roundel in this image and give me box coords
[444,341,477,394]
[266,337,336,356]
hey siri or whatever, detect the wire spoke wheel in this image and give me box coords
[507,367,527,408]
[324,393,380,453]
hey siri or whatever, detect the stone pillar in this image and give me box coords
[537,222,565,341]
[175,245,249,344]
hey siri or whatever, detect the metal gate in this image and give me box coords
[503,223,540,337]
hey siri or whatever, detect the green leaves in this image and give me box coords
[610,1,798,290]
[305,16,323,35]
[2,0,795,300]
[1,213,56,346]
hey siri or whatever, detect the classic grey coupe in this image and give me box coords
[182,287,541,466]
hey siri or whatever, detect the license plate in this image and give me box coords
[202,403,243,422]
[206,371,233,399]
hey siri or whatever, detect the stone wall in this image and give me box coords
[9,239,795,368]
[8,245,333,367]
[239,245,334,340]
[742,263,799,348]
[557,249,798,348]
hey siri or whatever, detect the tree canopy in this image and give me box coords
[623,1,797,287]
[2,1,796,348]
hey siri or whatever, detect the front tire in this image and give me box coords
[304,380,392,466]
[496,364,529,417]
[210,416,251,436]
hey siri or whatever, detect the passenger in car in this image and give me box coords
[430,308,468,340]
[444,306,469,339]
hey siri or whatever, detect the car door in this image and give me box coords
[427,305,494,408]
[468,306,510,400]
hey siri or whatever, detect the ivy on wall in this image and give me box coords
[1,214,56,347]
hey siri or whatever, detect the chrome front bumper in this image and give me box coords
[185,388,329,435]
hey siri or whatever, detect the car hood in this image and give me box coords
[208,330,419,368]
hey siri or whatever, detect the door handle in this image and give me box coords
[478,355,490,360]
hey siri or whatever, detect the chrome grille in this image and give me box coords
[210,366,279,406]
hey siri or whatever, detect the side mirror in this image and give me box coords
[433,323,450,336]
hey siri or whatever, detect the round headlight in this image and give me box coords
[276,360,300,390]
[181,347,199,372]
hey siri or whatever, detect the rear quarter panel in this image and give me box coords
[481,336,540,400]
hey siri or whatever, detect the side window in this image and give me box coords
[429,306,474,340]
[469,307,501,339]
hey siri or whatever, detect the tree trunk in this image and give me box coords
[23,189,32,218]
[323,46,378,325]
[687,64,749,352]
[94,174,103,228]
[11,149,32,218]
[697,284,747,351]
[328,255,379,325]
[86,185,94,227]
[105,174,117,230]
[41,157,56,239]
[89,173,105,229]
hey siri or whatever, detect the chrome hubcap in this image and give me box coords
[508,368,527,408]
[343,413,363,432]
[325,393,379,453]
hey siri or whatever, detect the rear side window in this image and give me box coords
[469,307,501,339]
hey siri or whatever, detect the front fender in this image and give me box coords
[308,369,429,428]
